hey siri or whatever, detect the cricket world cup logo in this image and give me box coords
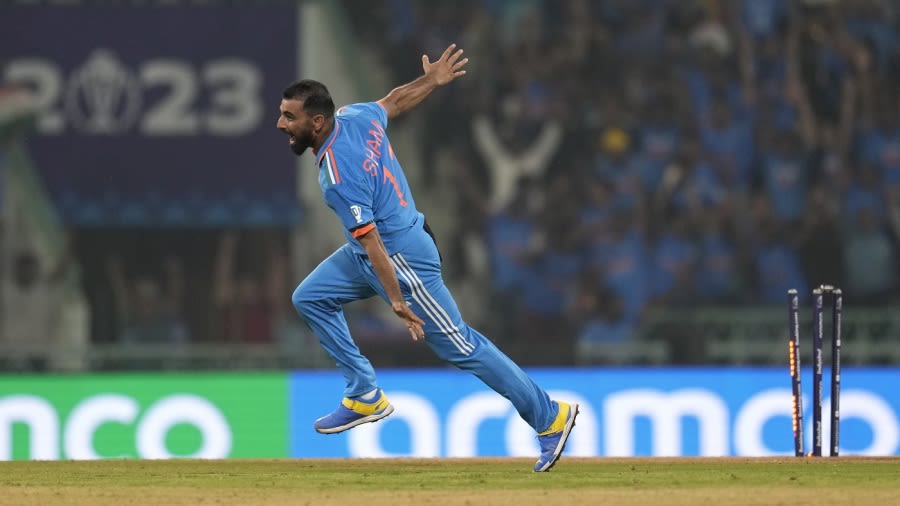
[64,49,142,134]
[350,205,363,224]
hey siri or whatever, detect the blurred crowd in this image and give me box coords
[344,0,900,360]
[3,0,900,369]
[74,229,306,345]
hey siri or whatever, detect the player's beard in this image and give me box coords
[290,129,316,156]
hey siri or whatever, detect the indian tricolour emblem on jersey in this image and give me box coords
[350,205,363,223]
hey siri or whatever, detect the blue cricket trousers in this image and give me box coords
[292,222,558,433]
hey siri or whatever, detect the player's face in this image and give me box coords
[277,99,319,156]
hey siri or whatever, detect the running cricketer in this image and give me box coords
[276,43,577,472]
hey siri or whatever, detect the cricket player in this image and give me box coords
[276,44,578,472]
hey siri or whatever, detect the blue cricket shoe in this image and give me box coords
[534,401,579,472]
[314,388,395,434]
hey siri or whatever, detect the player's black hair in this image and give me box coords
[282,79,335,119]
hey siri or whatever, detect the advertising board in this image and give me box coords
[0,5,300,226]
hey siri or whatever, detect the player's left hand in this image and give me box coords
[423,43,468,86]
[392,301,426,341]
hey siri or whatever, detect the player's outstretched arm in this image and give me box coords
[377,43,468,121]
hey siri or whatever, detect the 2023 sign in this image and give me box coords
[3,50,263,137]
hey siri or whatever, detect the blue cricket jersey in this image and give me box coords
[299,107,558,435]
[315,102,423,255]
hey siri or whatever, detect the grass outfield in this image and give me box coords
[1,457,898,505]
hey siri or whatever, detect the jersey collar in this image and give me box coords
[315,120,341,166]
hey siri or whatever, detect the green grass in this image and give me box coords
[1,458,898,505]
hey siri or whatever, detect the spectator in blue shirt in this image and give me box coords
[699,94,756,191]
[695,212,742,303]
[843,207,897,305]
[757,127,811,224]
[650,211,698,304]
[751,202,807,303]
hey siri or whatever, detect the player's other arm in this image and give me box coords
[377,43,468,121]
[356,226,426,341]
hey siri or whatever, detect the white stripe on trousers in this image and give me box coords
[393,254,475,354]
[390,254,475,355]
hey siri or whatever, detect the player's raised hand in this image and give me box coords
[423,43,468,86]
